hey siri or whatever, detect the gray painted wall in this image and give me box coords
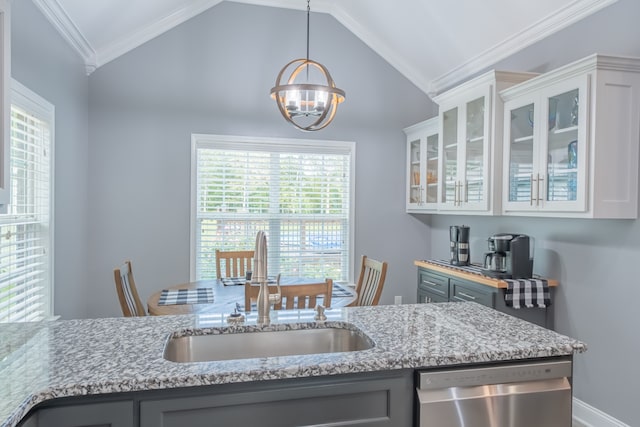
[86,2,435,319]
[11,0,90,319]
[423,1,640,425]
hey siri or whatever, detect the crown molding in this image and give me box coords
[326,5,432,96]
[32,0,96,75]
[96,0,224,68]
[428,0,618,95]
[34,0,618,82]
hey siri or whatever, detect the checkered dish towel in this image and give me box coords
[158,288,214,306]
[504,279,550,309]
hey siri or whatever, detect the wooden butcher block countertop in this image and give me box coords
[414,259,559,289]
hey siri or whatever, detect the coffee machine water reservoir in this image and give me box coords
[450,225,470,266]
[482,233,534,279]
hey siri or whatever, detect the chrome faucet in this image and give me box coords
[314,305,327,322]
[257,281,281,324]
[254,230,281,324]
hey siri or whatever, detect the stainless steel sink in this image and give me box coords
[163,326,374,363]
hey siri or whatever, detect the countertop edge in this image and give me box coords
[3,345,585,427]
[414,260,559,288]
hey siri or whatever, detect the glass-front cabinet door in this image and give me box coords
[503,76,587,213]
[505,98,538,210]
[439,94,490,211]
[464,97,487,206]
[408,137,423,208]
[543,84,586,211]
[404,117,439,212]
[441,107,459,207]
[425,133,439,205]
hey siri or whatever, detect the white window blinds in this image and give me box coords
[0,81,53,322]
[191,135,354,282]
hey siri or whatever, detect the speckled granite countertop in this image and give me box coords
[0,303,586,427]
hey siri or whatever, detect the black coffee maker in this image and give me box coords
[482,233,533,279]
[450,225,470,266]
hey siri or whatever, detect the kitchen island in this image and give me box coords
[0,303,586,427]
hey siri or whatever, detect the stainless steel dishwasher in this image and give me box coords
[416,359,573,427]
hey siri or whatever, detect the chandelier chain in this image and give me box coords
[306,0,311,80]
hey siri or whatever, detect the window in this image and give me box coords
[191,134,354,282]
[0,0,11,205]
[0,80,54,322]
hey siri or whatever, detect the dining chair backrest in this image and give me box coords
[215,250,255,279]
[114,260,146,317]
[244,278,332,311]
[243,273,281,310]
[350,256,388,306]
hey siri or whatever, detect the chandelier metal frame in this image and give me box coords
[270,0,345,131]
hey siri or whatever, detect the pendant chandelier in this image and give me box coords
[270,0,345,131]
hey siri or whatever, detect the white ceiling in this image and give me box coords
[32,0,618,95]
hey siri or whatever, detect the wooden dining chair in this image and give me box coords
[215,250,255,279]
[114,260,146,317]
[244,278,332,311]
[349,256,388,306]
[244,273,280,310]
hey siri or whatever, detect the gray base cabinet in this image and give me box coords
[19,371,414,427]
[140,371,413,427]
[418,268,553,329]
[19,401,134,427]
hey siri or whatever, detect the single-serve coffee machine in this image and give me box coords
[450,225,470,266]
[482,233,533,279]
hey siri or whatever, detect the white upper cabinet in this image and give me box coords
[404,117,439,212]
[0,0,10,206]
[501,54,640,218]
[433,71,537,215]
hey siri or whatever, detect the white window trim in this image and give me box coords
[189,134,356,283]
[0,0,10,206]
[10,78,56,319]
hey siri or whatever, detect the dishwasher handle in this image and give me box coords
[417,377,571,404]
[418,360,572,389]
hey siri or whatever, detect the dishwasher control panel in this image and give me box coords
[418,360,572,390]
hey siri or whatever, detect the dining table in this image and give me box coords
[147,276,357,316]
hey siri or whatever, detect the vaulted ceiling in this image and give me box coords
[32,0,618,95]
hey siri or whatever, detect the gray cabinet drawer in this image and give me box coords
[32,401,134,427]
[450,279,495,308]
[418,283,449,303]
[418,270,449,299]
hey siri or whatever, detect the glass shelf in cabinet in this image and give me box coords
[552,125,578,134]
[513,135,534,143]
[510,172,534,179]
[466,177,484,183]
[467,136,484,143]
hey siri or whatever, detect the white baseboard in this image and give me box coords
[573,398,630,427]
